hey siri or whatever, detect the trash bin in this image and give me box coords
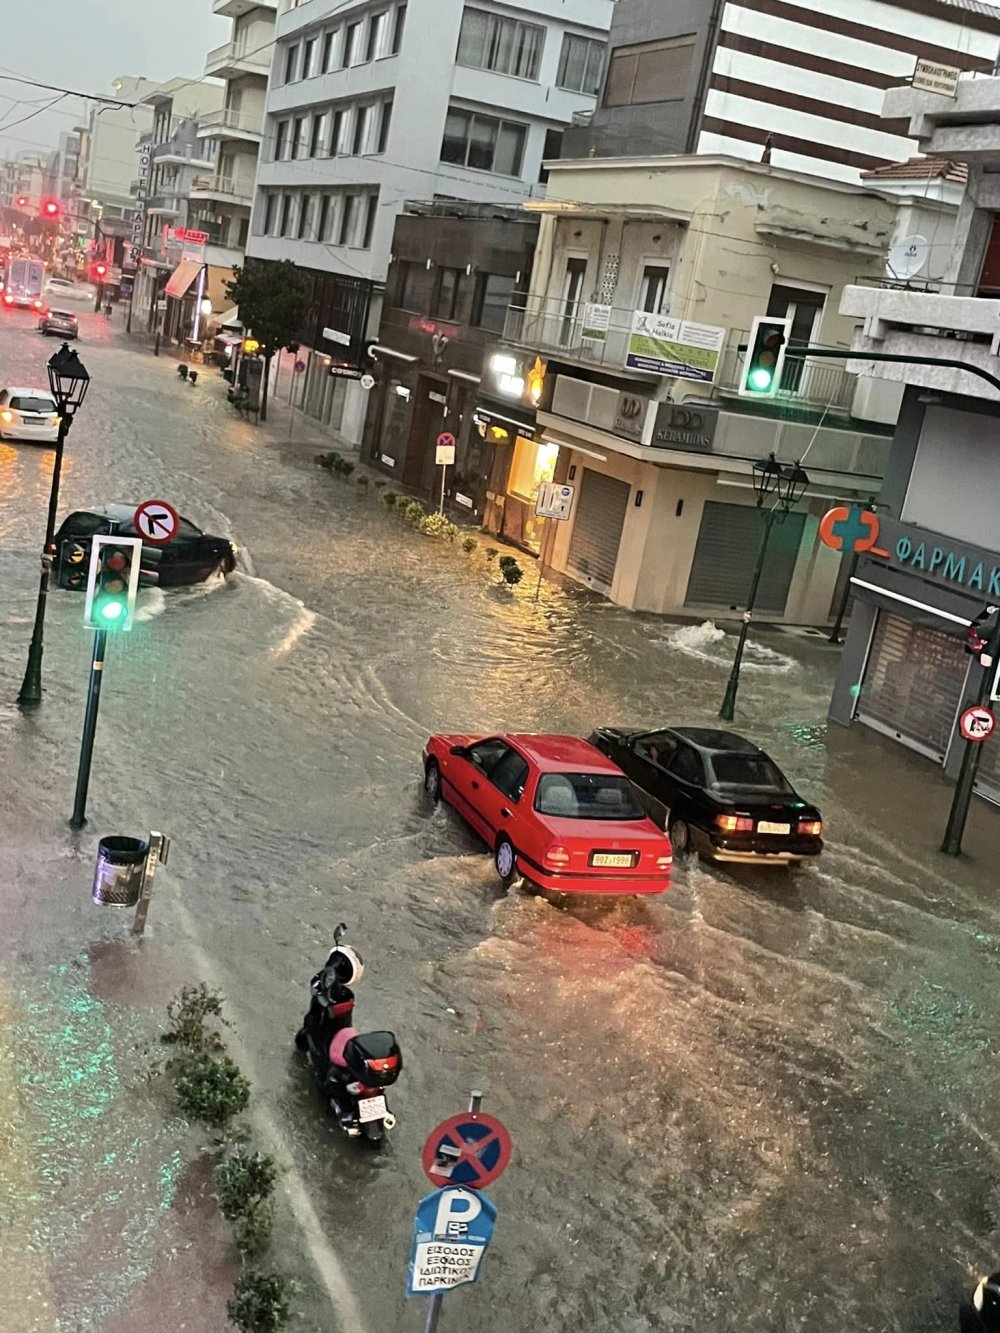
[92,835,148,908]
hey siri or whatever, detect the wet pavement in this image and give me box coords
[1,307,1000,1332]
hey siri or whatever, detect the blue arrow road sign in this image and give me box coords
[407,1187,497,1296]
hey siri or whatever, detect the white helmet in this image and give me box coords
[324,944,364,987]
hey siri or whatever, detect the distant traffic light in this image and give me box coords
[84,536,142,631]
[93,262,108,281]
[739,316,791,398]
[964,605,1000,658]
[40,199,59,218]
[15,195,28,209]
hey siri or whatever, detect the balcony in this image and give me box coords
[714,330,860,416]
[213,0,276,14]
[197,107,264,143]
[190,175,254,206]
[503,297,648,374]
[204,38,272,80]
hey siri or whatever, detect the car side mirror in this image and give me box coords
[449,744,467,757]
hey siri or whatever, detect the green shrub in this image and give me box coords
[401,498,426,526]
[419,512,460,540]
[161,984,230,1058]
[174,1054,250,1132]
[355,473,370,487]
[484,547,498,561]
[498,555,518,571]
[214,1149,277,1221]
[380,489,400,508]
[461,537,477,553]
[501,560,524,587]
[226,1271,295,1333]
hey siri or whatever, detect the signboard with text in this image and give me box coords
[407,1188,496,1296]
[912,58,961,97]
[625,312,726,382]
[581,303,612,343]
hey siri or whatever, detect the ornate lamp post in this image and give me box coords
[17,342,91,707]
[719,453,810,723]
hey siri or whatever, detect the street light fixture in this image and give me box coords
[17,343,91,708]
[719,452,810,723]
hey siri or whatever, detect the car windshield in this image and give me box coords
[535,772,644,820]
[50,311,76,319]
[11,396,55,413]
[708,754,793,794]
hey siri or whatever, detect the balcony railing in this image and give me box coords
[198,107,264,137]
[503,297,645,371]
[190,175,254,205]
[205,39,272,74]
[715,329,858,413]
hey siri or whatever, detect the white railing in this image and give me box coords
[198,107,264,136]
[205,39,272,71]
[190,175,254,203]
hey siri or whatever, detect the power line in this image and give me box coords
[0,68,134,107]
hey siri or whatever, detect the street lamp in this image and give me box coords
[17,342,91,708]
[719,453,810,723]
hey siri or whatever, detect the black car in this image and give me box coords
[38,308,78,338]
[588,727,823,865]
[54,505,237,589]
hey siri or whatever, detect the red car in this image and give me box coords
[422,733,672,895]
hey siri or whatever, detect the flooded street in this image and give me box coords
[1,309,999,1332]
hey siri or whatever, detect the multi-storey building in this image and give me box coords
[247,0,613,442]
[563,0,1000,185]
[77,78,157,223]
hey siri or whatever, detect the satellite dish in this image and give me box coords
[886,235,930,280]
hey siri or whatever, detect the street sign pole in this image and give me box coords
[439,462,447,515]
[423,1089,483,1332]
[435,433,456,515]
[69,627,108,830]
[534,518,546,603]
[132,831,170,937]
[942,633,1000,856]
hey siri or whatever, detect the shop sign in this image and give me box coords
[651,402,719,451]
[912,58,960,97]
[874,515,1000,597]
[482,347,547,409]
[581,303,612,343]
[613,391,651,441]
[625,313,726,383]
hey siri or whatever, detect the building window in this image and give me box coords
[557,33,604,95]
[279,193,292,236]
[309,112,326,157]
[262,193,275,235]
[538,127,562,184]
[440,107,526,176]
[343,21,363,67]
[640,264,670,314]
[433,268,463,320]
[283,43,299,84]
[377,99,393,152]
[396,259,424,311]
[560,257,586,344]
[297,194,312,239]
[605,35,695,107]
[238,215,249,247]
[302,37,317,78]
[292,115,306,158]
[338,193,358,245]
[472,272,516,332]
[362,192,378,248]
[391,3,406,54]
[321,30,335,71]
[766,283,825,392]
[318,193,331,241]
[456,8,544,81]
[367,11,389,61]
[274,119,288,161]
[353,105,373,154]
[330,109,345,155]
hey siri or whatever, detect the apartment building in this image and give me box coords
[562,0,1000,185]
[247,0,613,443]
[76,78,157,223]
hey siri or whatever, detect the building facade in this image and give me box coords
[76,78,157,223]
[361,201,538,513]
[468,154,941,625]
[562,0,1000,185]
[832,72,1000,799]
[248,0,613,443]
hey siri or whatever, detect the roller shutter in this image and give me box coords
[566,470,630,595]
[856,612,968,761]
[685,501,805,614]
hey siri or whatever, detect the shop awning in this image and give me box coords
[165,260,202,300]
[850,575,971,637]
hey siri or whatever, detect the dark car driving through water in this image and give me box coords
[54,505,237,589]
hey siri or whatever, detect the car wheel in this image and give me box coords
[668,817,692,858]
[424,759,440,805]
[494,837,523,890]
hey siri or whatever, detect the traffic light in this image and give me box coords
[964,605,1000,659]
[84,536,142,631]
[739,315,791,397]
[93,262,108,281]
[57,538,90,590]
[138,545,162,588]
[40,199,59,218]
[15,195,28,209]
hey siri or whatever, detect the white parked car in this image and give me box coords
[0,387,60,444]
[43,277,92,304]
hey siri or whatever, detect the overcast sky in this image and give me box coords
[0,0,231,161]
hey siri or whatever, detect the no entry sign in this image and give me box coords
[133,499,180,545]
[422,1111,512,1190]
[959,705,996,743]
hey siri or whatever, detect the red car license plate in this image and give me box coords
[591,851,636,868]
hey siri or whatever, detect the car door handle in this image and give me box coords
[500,808,511,818]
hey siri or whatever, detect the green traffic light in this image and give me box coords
[99,600,125,622]
[749,367,773,391]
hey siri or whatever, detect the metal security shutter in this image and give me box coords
[857,612,968,761]
[684,501,805,614]
[566,470,630,594]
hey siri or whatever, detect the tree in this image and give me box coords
[225,260,310,422]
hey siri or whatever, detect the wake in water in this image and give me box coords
[660,620,798,674]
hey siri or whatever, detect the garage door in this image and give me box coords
[856,612,969,761]
[566,469,630,595]
[684,501,805,614]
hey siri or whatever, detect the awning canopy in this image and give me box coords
[165,260,202,300]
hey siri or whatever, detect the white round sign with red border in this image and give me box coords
[133,499,180,545]
[959,705,996,743]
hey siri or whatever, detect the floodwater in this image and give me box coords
[1,309,998,1333]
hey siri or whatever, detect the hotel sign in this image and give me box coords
[912,58,961,97]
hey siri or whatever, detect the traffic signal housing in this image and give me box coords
[84,535,142,631]
[964,605,1000,660]
[739,315,791,398]
[93,262,108,282]
[41,199,59,218]
[57,538,90,591]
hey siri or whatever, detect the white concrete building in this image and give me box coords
[77,78,157,223]
[248,0,613,442]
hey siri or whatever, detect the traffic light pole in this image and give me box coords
[69,627,108,830]
[17,412,73,707]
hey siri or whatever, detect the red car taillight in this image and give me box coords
[33,299,42,308]
[655,853,672,870]
[798,819,822,837]
[543,844,571,869]
[715,814,754,833]
[3,295,12,305]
